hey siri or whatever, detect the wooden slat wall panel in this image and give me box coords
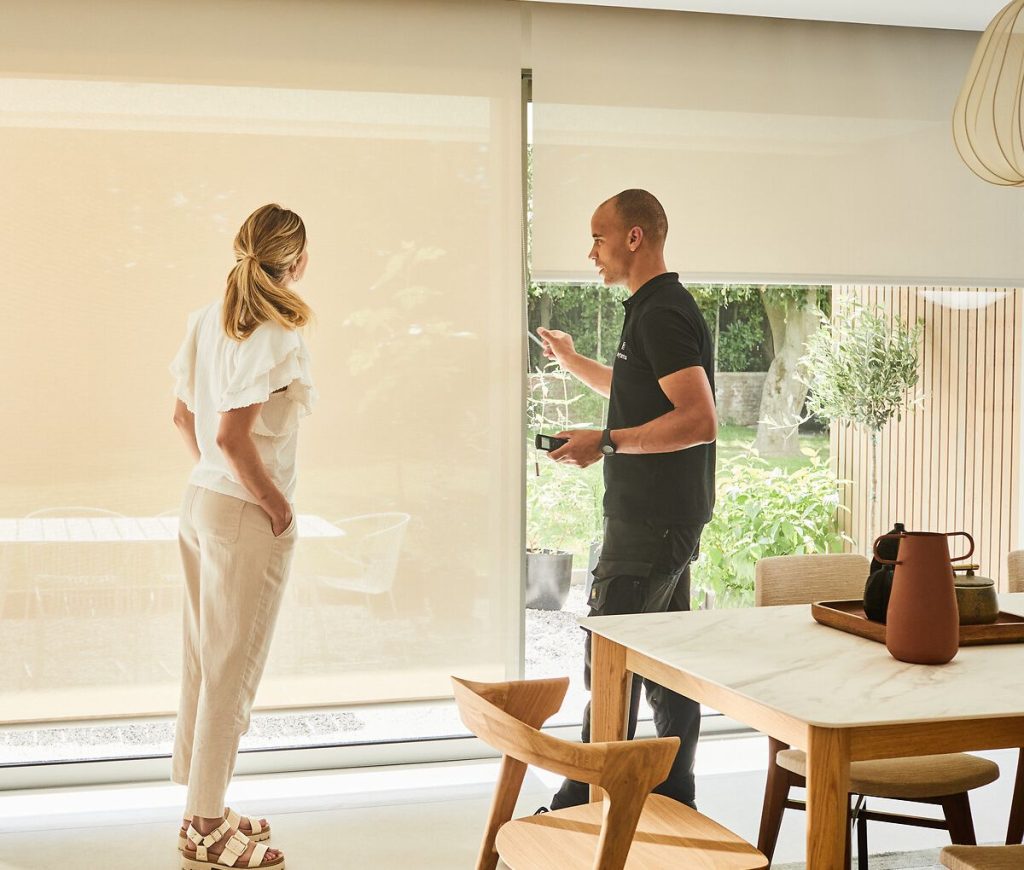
[831,286,1021,587]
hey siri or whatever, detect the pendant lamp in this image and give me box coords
[953,0,1024,186]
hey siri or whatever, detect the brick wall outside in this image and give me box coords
[715,372,767,426]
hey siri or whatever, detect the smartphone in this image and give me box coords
[535,433,569,452]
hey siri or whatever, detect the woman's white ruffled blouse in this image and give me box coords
[170,302,315,504]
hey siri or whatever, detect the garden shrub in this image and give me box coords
[692,452,848,607]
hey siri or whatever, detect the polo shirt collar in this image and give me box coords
[621,272,679,310]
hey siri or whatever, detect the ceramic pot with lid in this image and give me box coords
[953,566,1000,625]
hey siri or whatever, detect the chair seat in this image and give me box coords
[940,844,1024,869]
[776,749,1000,800]
[496,793,767,869]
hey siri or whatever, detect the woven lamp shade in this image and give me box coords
[954,0,1024,185]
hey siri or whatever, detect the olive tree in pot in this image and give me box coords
[798,299,923,547]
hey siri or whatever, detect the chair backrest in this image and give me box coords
[25,507,125,518]
[329,512,410,594]
[755,553,870,606]
[452,675,679,870]
[1008,550,1024,593]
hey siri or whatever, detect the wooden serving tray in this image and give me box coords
[811,600,1024,646]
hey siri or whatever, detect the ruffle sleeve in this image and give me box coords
[169,307,206,412]
[219,321,316,436]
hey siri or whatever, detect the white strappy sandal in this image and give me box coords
[179,808,271,850]
[181,820,284,870]
[225,808,271,842]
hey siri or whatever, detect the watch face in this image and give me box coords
[601,443,615,455]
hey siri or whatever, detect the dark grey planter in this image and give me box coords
[526,550,573,610]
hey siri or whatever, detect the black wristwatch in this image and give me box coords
[600,428,617,456]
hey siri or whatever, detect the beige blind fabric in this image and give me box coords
[0,0,522,723]
[530,5,1024,286]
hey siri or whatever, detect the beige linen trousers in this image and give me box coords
[171,485,297,817]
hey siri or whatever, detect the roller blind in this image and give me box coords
[531,5,1024,285]
[0,0,522,723]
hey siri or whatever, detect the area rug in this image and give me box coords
[774,848,942,869]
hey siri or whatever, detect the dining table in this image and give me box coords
[583,592,1024,869]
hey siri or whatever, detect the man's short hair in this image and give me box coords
[608,189,668,244]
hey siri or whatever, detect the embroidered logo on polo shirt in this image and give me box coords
[616,340,628,361]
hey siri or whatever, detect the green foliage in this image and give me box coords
[717,318,767,372]
[689,283,831,312]
[692,452,848,607]
[525,458,604,553]
[527,281,628,367]
[526,364,604,553]
[800,301,923,433]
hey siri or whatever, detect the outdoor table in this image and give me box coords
[0,515,343,542]
[583,592,1024,869]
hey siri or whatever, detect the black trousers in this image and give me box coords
[551,517,704,810]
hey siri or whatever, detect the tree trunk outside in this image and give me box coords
[753,288,821,458]
[539,291,553,330]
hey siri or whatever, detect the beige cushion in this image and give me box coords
[776,749,999,799]
[941,845,1024,869]
[755,554,870,606]
[1008,550,1024,594]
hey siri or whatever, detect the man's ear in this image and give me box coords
[628,226,644,251]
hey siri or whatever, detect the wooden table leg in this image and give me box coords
[806,726,850,870]
[589,633,630,803]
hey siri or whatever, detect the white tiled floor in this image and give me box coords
[0,736,1017,869]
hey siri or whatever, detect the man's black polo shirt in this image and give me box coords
[604,272,716,525]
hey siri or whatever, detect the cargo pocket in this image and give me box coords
[588,558,653,613]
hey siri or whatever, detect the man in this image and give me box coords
[537,189,716,811]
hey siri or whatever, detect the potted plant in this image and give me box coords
[525,459,597,609]
[798,299,922,545]
[526,363,602,610]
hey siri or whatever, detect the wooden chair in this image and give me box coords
[451,675,767,870]
[1003,551,1024,845]
[755,554,1000,870]
[940,844,1024,869]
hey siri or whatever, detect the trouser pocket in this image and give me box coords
[588,559,653,612]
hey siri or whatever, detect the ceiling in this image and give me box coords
[519,1,1009,31]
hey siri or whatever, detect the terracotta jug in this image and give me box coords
[871,530,973,665]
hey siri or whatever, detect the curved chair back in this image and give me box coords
[453,676,676,792]
[452,675,680,870]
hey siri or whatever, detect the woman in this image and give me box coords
[169,204,315,869]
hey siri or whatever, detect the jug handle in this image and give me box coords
[872,533,902,566]
[947,531,975,563]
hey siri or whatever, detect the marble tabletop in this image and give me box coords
[580,593,1024,729]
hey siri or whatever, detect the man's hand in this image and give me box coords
[537,327,577,368]
[548,429,603,468]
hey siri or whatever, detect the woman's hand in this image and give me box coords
[263,494,293,536]
[271,510,293,537]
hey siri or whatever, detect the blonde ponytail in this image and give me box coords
[223,204,313,341]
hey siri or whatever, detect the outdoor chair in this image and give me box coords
[755,553,1000,870]
[451,674,767,870]
[304,512,410,613]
